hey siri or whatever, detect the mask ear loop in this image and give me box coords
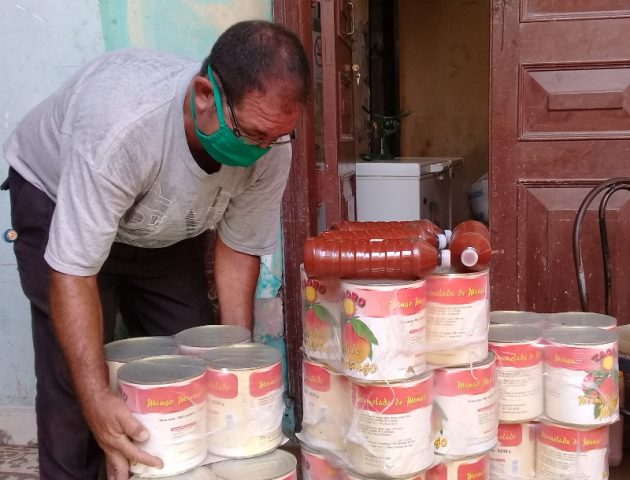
[206,66,228,126]
[189,67,227,127]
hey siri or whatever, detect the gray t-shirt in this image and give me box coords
[3,49,292,276]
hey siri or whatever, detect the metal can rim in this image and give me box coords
[174,324,251,349]
[202,343,282,370]
[104,336,178,363]
[117,354,206,385]
[544,325,618,346]
[211,449,297,480]
[489,324,543,344]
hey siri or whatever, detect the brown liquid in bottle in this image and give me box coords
[449,220,491,273]
[319,227,440,248]
[303,237,443,279]
[330,220,444,236]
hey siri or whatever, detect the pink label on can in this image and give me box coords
[434,364,495,396]
[303,361,331,392]
[457,455,488,480]
[280,472,297,480]
[340,284,425,317]
[206,369,238,399]
[544,344,617,371]
[354,378,432,414]
[302,451,342,480]
[426,275,488,305]
[120,375,206,414]
[538,424,609,452]
[426,464,446,480]
[490,343,542,368]
[498,423,523,447]
[250,363,283,397]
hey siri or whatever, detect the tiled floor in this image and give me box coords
[0,444,628,479]
[0,446,38,480]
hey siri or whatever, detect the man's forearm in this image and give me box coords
[49,270,109,405]
[214,236,260,332]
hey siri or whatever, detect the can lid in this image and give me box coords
[440,351,496,371]
[490,310,545,326]
[341,279,424,288]
[211,449,297,480]
[351,369,433,387]
[117,355,206,385]
[460,247,479,267]
[547,312,617,329]
[104,336,178,363]
[175,325,251,349]
[545,325,618,346]
[489,324,542,343]
[202,343,281,370]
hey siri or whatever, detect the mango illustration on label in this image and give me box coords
[341,294,378,372]
[303,278,334,354]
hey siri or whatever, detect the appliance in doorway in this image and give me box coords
[355,157,463,229]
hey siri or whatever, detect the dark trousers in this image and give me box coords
[6,168,214,480]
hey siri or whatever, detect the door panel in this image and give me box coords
[490,1,630,324]
[319,0,357,228]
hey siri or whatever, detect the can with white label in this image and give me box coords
[433,353,498,457]
[203,343,284,457]
[346,371,434,477]
[105,336,178,392]
[488,324,543,422]
[536,422,609,480]
[489,422,536,478]
[339,279,426,380]
[426,271,489,366]
[301,357,352,451]
[117,355,207,477]
[426,453,489,480]
[175,324,250,357]
[544,326,619,425]
[212,449,297,480]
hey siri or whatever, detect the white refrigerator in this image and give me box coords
[355,157,463,229]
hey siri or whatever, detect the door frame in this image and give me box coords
[273,0,317,427]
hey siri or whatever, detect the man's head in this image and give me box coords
[202,20,310,107]
[188,20,310,167]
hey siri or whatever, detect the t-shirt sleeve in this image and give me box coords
[216,144,292,256]
[45,140,149,276]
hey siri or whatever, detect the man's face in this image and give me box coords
[225,85,302,148]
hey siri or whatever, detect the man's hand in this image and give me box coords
[49,270,163,479]
[82,388,163,480]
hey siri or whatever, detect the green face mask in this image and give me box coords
[190,67,270,167]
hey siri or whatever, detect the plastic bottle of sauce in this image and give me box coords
[448,220,491,273]
[329,220,449,248]
[319,227,446,249]
[303,237,449,279]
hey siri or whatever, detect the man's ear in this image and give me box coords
[192,76,216,114]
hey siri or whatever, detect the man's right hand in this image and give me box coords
[83,387,163,480]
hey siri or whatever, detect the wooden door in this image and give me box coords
[490,1,630,324]
[318,0,357,228]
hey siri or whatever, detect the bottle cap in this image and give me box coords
[461,247,479,267]
[436,233,447,250]
[444,229,453,245]
[439,249,451,268]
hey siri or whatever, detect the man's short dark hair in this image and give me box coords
[201,20,311,106]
